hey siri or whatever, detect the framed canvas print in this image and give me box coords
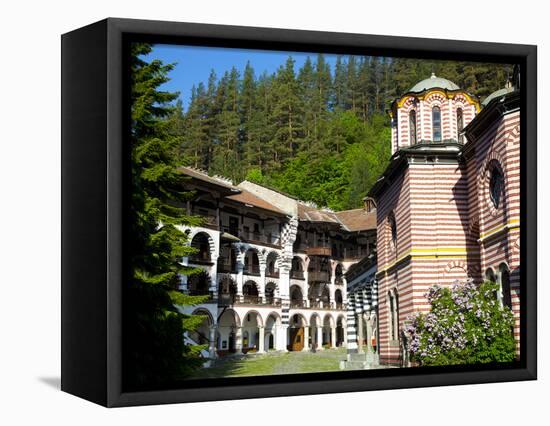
[61,18,537,407]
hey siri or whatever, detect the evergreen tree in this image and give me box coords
[269,57,303,168]
[125,43,208,389]
[172,50,512,211]
[211,67,241,180]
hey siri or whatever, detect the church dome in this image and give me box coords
[481,86,514,107]
[409,73,460,93]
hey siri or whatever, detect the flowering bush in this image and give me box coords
[406,280,515,366]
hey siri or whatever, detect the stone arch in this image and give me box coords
[243,247,262,275]
[309,312,321,326]
[289,284,305,307]
[243,279,260,303]
[217,308,241,353]
[288,313,308,351]
[485,267,497,283]
[290,255,305,279]
[243,310,264,327]
[188,230,216,262]
[242,310,263,352]
[334,263,345,285]
[444,260,468,274]
[336,314,346,347]
[218,275,237,304]
[323,313,335,328]
[334,288,343,307]
[265,281,279,305]
[290,312,308,327]
[265,312,282,351]
[265,251,280,277]
[189,308,214,346]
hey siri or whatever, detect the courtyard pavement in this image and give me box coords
[189,347,384,379]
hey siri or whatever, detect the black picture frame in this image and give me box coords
[61,17,537,407]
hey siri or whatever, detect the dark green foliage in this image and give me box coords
[125,43,208,389]
[174,53,511,210]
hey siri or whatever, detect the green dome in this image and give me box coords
[410,73,460,93]
[482,86,514,106]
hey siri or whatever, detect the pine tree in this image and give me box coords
[269,57,303,168]
[211,68,241,179]
[125,43,208,389]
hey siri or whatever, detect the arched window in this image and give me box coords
[409,110,417,145]
[388,290,399,341]
[485,267,496,283]
[388,213,397,249]
[456,108,464,143]
[490,166,504,209]
[499,263,512,309]
[432,106,442,142]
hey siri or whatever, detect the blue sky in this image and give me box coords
[147,44,340,110]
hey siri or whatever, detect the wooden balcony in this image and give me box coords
[290,270,304,280]
[305,246,332,256]
[308,271,330,283]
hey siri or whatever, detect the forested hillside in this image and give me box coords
[169,54,511,211]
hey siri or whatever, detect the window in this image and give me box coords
[499,263,512,309]
[388,213,397,249]
[490,167,504,209]
[485,268,496,283]
[456,108,464,143]
[409,110,417,144]
[388,290,399,341]
[432,106,442,142]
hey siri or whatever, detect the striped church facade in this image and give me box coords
[370,74,521,366]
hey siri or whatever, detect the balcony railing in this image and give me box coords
[290,299,305,308]
[243,264,260,275]
[266,269,280,278]
[336,303,345,310]
[265,297,282,307]
[306,247,332,256]
[218,293,236,306]
[217,260,237,273]
[308,271,330,283]
[290,270,305,280]
[188,253,213,265]
[242,295,261,304]
[221,226,281,247]
[309,300,321,308]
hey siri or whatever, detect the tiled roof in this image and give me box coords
[334,208,377,232]
[227,189,287,215]
[297,202,340,224]
[179,167,239,191]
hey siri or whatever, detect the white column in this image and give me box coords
[330,326,337,349]
[210,254,219,296]
[235,326,243,353]
[208,325,217,358]
[302,326,310,351]
[236,262,244,303]
[316,326,323,350]
[259,260,266,303]
[357,313,364,354]
[277,325,288,351]
[258,326,265,353]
